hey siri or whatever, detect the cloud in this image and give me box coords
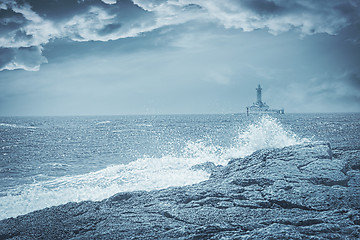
[0,0,359,71]
[181,0,359,35]
[101,0,117,4]
[0,0,157,70]
[0,46,47,71]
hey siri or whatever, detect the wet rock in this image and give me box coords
[190,161,218,173]
[1,142,359,239]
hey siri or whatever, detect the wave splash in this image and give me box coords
[0,116,307,220]
[230,115,309,158]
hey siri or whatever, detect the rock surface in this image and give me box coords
[1,142,360,239]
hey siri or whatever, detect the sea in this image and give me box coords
[0,113,359,220]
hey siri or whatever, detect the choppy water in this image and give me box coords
[0,113,359,220]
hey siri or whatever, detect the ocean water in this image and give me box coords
[0,113,359,220]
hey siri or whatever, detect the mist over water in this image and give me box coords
[0,113,359,220]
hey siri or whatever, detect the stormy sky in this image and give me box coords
[0,0,359,116]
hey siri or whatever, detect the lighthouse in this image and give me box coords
[246,84,284,114]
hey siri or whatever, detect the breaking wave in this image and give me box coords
[0,116,308,220]
[230,115,309,158]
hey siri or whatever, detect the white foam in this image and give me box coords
[0,154,211,220]
[0,123,37,129]
[95,121,111,125]
[136,123,153,127]
[0,115,309,220]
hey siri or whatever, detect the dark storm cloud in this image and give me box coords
[0,48,13,68]
[241,0,287,15]
[0,7,27,32]
[15,0,93,21]
[0,46,47,71]
[0,7,31,46]
[97,23,122,36]
[0,0,359,71]
[198,0,360,34]
[0,0,155,70]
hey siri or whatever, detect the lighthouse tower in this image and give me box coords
[256,84,263,105]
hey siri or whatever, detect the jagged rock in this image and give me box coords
[1,142,359,239]
[190,161,218,173]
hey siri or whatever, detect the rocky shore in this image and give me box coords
[1,142,359,239]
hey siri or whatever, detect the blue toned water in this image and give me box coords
[0,113,359,220]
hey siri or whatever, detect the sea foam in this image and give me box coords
[0,123,37,129]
